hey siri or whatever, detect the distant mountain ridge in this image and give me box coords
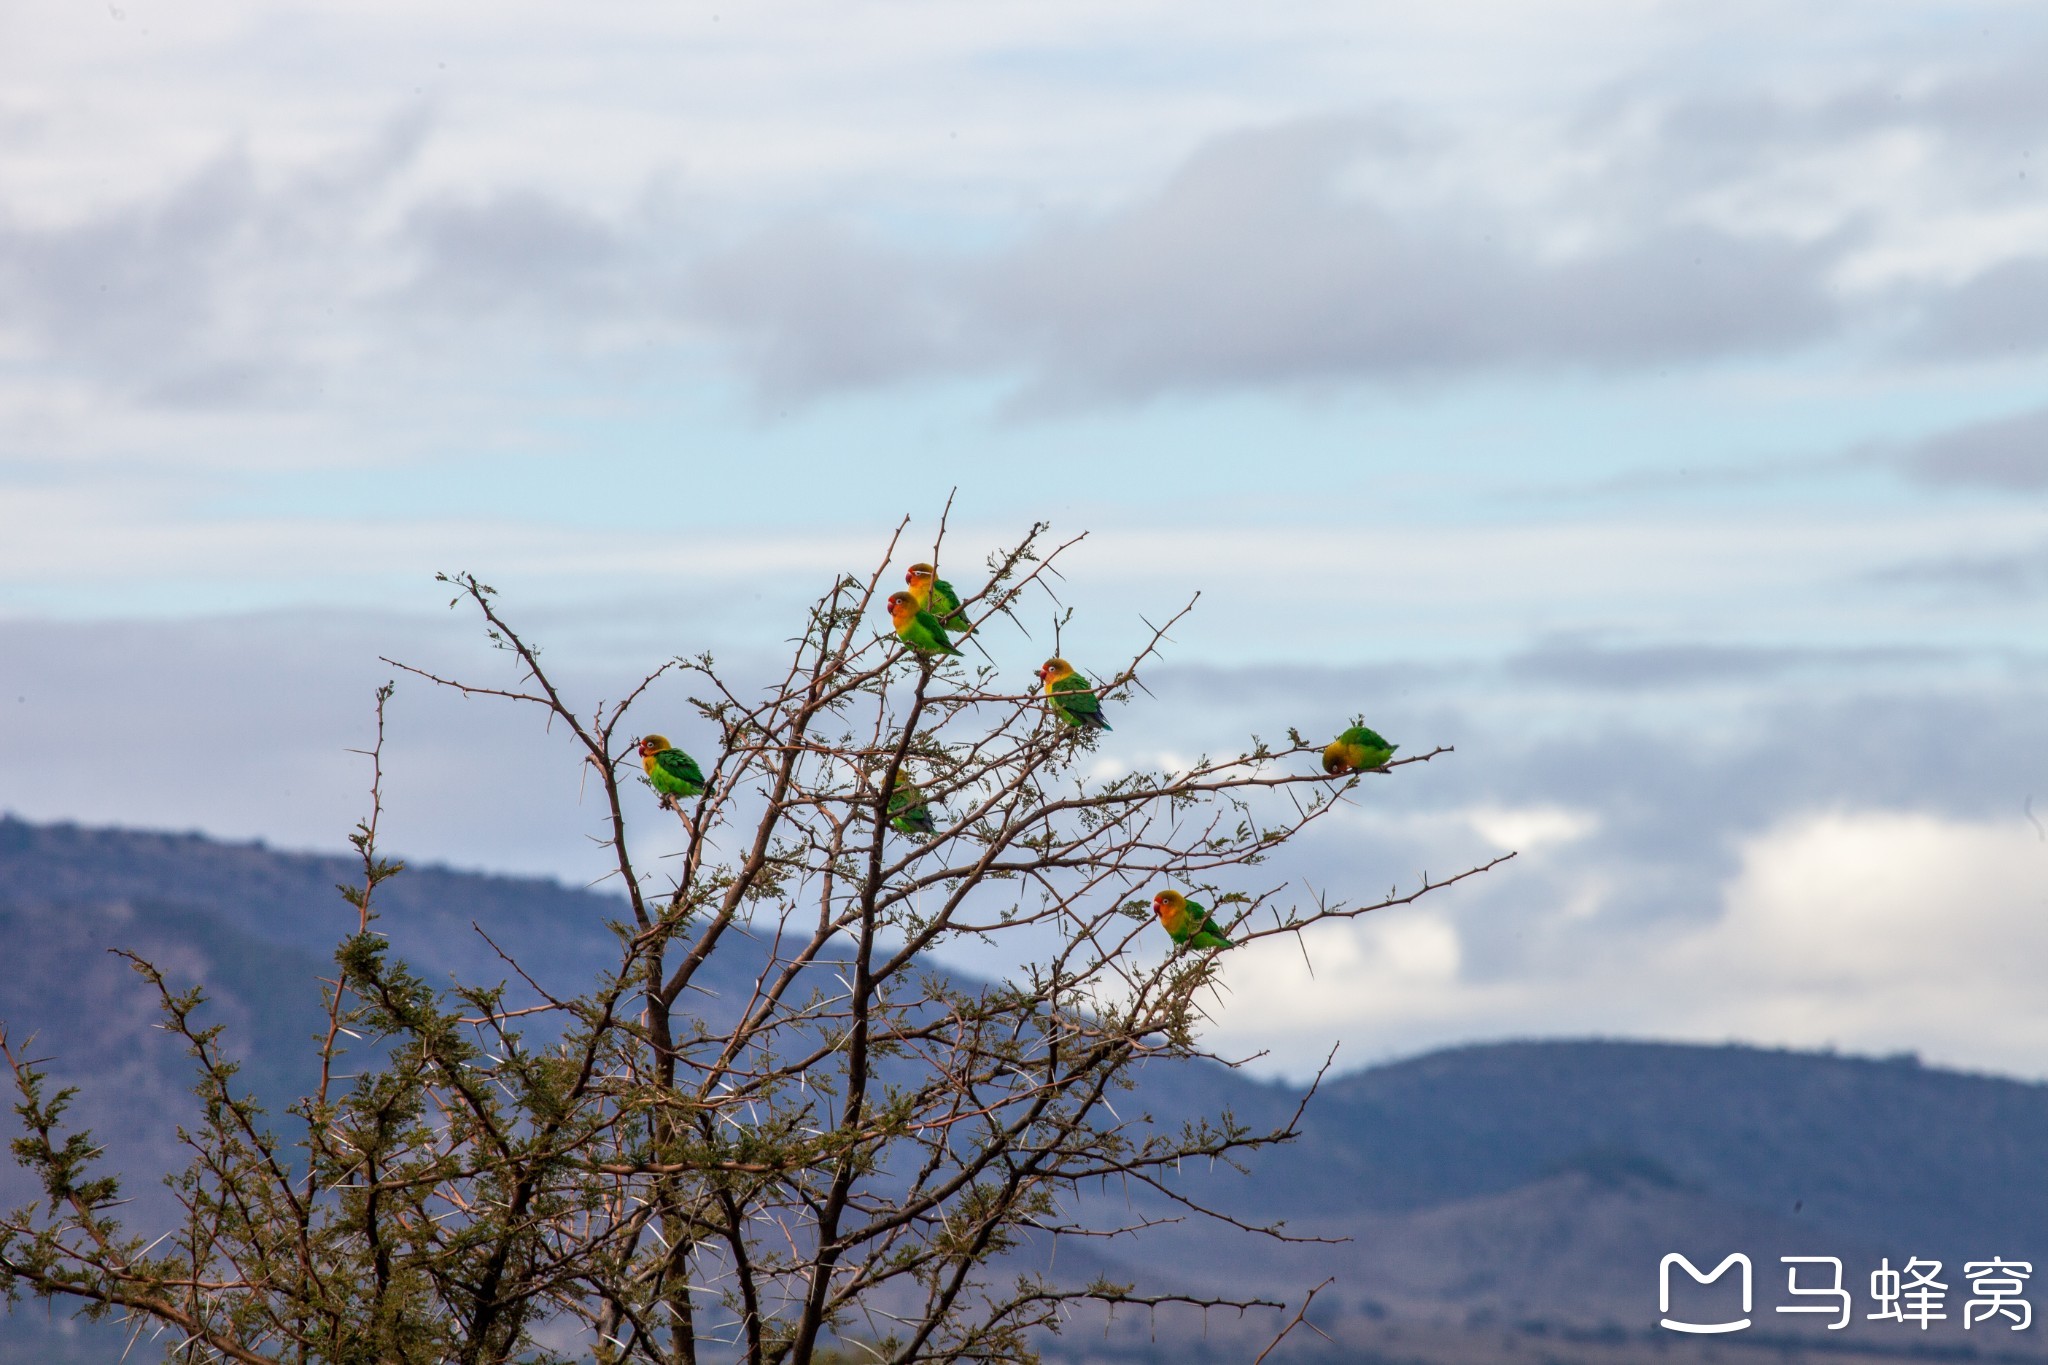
[0,814,631,987]
[1294,1037,2048,1248]
[3,816,2044,1364]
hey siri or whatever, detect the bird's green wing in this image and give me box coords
[652,748,710,797]
[1188,900,1232,949]
[1051,673,1111,729]
[888,782,936,835]
[1343,725,1397,768]
[905,609,963,656]
[1167,899,1231,950]
[1187,896,1228,949]
[932,578,966,625]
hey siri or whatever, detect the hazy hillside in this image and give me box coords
[1089,1041,2048,1359]
[0,814,636,989]
[4,817,2044,1364]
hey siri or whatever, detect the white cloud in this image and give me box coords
[4,7,2048,430]
[1678,809,2048,1026]
[1208,804,2048,1081]
[7,1,2048,670]
[1466,803,1599,853]
[1221,912,1466,1036]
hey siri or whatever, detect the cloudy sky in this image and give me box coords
[4,0,2047,1080]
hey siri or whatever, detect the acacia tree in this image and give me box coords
[1,519,1509,1364]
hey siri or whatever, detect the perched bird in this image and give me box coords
[1036,657,1111,730]
[1151,889,1232,951]
[887,775,937,837]
[1323,724,1397,775]
[905,562,968,630]
[887,591,963,657]
[636,734,711,807]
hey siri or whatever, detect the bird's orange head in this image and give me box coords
[637,734,671,757]
[906,563,937,589]
[1322,741,1352,776]
[886,592,917,627]
[1036,657,1074,686]
[1151,889,1186,926]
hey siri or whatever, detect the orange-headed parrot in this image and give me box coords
[887,591,963,657]
[1036,657,1111,730]
[1323,725,1396,775]
[1152,889,1232,950]
[636,735,711,808]
[906,562,968,630]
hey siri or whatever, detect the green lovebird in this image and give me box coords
[906,562,969,631]
[1151,889,1232,950]
[1036,657,1111,730]
[636,734,711,806]
[1323,724,1397,775]
[887,591,963,657]
[887,775,937,837]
